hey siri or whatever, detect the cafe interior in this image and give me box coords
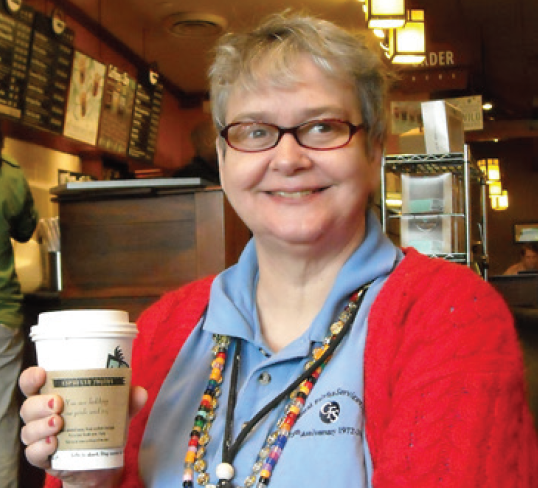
[3,0,537,485]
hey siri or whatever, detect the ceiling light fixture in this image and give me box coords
[163,12,228,38]
[477,158,500,183]
[491,190,508,210]
[386,9,426,65]
[477,158,507,209]
[498,190,509,210]
[488,180,502,196]
[366,0,406,29]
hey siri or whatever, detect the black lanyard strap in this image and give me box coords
[221,281,372,466]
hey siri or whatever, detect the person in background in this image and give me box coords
[0,128,38,487]
[504,242,538,275]
[173,120,221,185]
[20,12,538,488]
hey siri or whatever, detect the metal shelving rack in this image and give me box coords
[381,145,489,279]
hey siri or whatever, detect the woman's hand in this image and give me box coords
[19,366,148,487]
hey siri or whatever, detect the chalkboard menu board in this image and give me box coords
[0,4,34,119]
[97,65,136,155]
[22,11,74,133]
[128,70,163,163]
[0,4,165,166]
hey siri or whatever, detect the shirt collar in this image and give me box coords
[203,209,401,347]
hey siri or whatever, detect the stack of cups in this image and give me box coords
[30,310,138,471]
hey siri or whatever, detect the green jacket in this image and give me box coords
[0,155,38,328]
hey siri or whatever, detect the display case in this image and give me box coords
[380,146,489,279]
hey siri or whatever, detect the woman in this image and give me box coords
[20,12,538,488]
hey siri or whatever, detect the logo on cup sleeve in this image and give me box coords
[106,346,129,368]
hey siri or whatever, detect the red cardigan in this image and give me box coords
[46,248,538,487]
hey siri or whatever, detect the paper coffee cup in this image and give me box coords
[30,310,138,471]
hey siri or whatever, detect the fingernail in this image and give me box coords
[48,398,54,410]
[48,417,55,427]
[45,436,51,444]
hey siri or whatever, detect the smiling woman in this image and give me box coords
[216,54,381,270]
[215,55,380,266]
[19,11,538,488]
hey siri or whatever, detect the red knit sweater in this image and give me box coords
[45,248,538,487]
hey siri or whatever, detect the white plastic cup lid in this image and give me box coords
[31,310,137,342]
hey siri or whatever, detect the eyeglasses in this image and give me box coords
[219,119,367,153]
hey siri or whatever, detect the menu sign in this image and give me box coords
[97,65,136,155]
[0,4,33,119]
[22,11,74,133]
[128,70,163,163]
[63,51,106,145]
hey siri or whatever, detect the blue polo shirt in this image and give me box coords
[140,211,402,487]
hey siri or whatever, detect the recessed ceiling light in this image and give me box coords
[163,12,228,38]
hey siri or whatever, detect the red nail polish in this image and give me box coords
[48,398,54,410]
[48,417,55,427]
[45,436,51,444]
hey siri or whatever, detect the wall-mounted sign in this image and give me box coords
[96,65,136,155]
[390,101,424,135]
[63,51,106,145]
[22,10,74,133]
[420,50,455,68]
[0,3,34,119]
[390,95,483,135]
[444,95,483,131]
[128,68,163,163]
[396,41,471,93]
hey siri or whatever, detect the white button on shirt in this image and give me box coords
[258,372,272,385]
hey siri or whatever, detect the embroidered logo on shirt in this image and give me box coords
[319,401,340,423]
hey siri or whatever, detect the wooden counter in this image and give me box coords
[512,307,538,327]
[52,180,251,319]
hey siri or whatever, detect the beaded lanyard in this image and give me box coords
[182,282,371,488]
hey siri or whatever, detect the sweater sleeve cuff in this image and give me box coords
[44,474,62,488]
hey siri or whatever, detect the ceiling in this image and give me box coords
[55,0,538,139]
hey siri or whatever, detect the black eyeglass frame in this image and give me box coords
[219,119,367,153]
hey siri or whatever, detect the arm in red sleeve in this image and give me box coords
[365,249,538,487]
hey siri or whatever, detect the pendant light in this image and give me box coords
[491,190,508,210]
[477,159,507,209]
[488,180,502,196]
[477,158,500,183]
[387,9,426,64]
[498,190,509,210]
[366,0,406,29]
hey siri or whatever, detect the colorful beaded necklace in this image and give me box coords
[182,282,371,488]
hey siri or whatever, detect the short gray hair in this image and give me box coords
[209,11,394,154]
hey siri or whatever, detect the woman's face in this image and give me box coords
[218,56,382,255]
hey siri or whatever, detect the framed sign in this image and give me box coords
[63,51,106,145]
[514,223,538,243]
